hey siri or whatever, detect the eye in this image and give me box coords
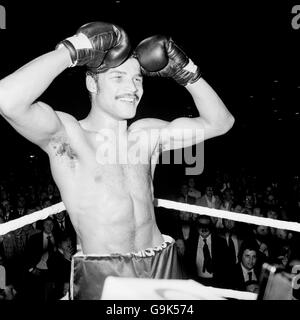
[110,74,123,81]
[135,77,143,83]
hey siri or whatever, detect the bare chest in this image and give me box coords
[48,131,156,194]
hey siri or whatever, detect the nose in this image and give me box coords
[123,78,136,92]
[125,78,141,94]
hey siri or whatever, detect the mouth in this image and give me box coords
[116,94,138,105]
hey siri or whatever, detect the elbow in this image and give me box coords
[0,88,14,117]
[0,85,24,118]
[216,114,235,136]
[0,94,26,120]
[224,114,235,132]
[0,101,18,119]
[0,102,11,118]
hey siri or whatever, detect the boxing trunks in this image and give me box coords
[70,235,186,300]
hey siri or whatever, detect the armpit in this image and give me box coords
[49,134,78,161]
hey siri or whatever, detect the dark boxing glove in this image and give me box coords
[134,35,201,86]
[57,22,131,73]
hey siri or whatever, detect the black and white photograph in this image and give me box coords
[0,0,299,308]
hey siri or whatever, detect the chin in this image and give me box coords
[121,109,137,120]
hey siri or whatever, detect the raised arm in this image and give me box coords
[0,22,131,149]
[0,48,71,148]
[134,35,235,149]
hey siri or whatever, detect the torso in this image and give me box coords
[45,112,164,255]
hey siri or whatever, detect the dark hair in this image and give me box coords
[86,70,99,81]
[196,215,213,228]
[43,216,54,224]
[238,239,259,262]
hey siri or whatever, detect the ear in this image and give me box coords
[86,74,98,94]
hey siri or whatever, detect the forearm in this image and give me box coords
[186,77,235,132]
[0,47,71,115]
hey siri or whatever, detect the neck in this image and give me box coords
[81,106,128,133]
[241,263,253,271]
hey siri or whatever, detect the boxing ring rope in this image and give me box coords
[155,199,300,232]
[1,198,300,235]
[1,198,299,300]
[0,202,66,235]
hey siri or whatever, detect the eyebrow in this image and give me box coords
[108,70,126,75]
[108,70,143,77]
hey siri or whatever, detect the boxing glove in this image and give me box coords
[134,35,201,86]
[57,22,131,72]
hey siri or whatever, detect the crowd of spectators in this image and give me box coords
[156,169,300,298]
[0,165,300,300]
[0,169,77,300]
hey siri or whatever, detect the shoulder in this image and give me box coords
[128,118,170,153]
[129,118,168,132]
[55,111,80,128]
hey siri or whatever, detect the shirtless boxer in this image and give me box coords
[0,22,234,299]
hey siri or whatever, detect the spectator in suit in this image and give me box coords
[252,224,270,263]
[47,236,73,299]
[14,195,27,218]
[0,252,16,300]
[174,210,198,258]
[185,215,230,288]
[1,200,13,221]
[220,218,242,268]
[221,188,234,211]
[4,227,27,290]
[52,210,77,252]
[196,185,221,210]
[186,177,202,203]
[270,228,294,269]
[22,208,41,240]
[196,185,221,228]
[23,217,58,301]
[46,183,55,202]
[228,240,261,292]
[178,181,196,205]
